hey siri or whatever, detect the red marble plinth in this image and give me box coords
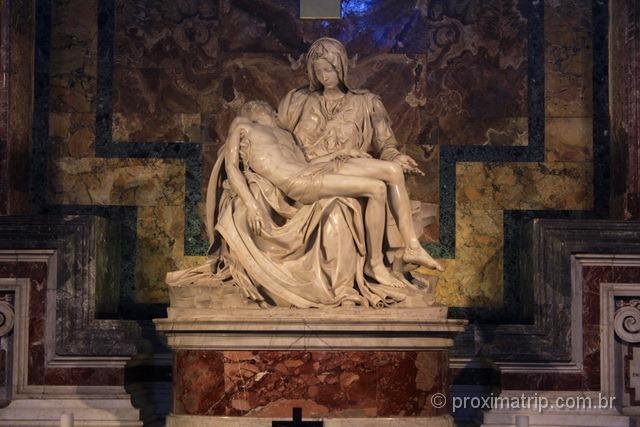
[173,350,449,418]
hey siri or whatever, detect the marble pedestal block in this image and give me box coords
[155,307,466,426]
[0,398,142,427]
[480,392,630,427]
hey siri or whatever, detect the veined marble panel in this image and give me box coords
[136,204,209,302]
[350,53,428,149]
[114,0,219,69]
[544,0,593,117]
[206,53,307,144]
[406,144,439,241]
[112,110,206,143]
[456,162,593,210]
[173,350,449,417]
[610,0,640,219]
[430,207,503,307]
[435,162,594,307]
[424,0,528,146]
[48,158,185,206]
[136,205,184,302]
[112,0,220,142]
[113,67,218,142]
[545,117,593,162]
[49,112,96,157]
[50,0,98,113]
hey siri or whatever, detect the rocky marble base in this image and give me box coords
[172,349,449,418]
[167,415,454,426]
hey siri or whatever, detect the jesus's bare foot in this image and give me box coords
[403,246,444,272]
[365,262,406,288]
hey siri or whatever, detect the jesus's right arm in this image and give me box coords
[224,119,268,236]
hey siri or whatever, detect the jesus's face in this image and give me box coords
[313,58,340,90]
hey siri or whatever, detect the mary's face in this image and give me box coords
[312,58,340,90]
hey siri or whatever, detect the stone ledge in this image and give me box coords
[154,308,466,350]
[165,305,450,324]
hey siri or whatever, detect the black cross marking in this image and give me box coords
[272,407,323,426]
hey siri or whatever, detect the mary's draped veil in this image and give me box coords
[306,37,352,92]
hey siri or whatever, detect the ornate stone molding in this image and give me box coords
[601,281,640,412]
[0,301,14,337]
[614,301,640,343]
[453,219,640,369]
[0,266,131,398]
[0,216,140,357]
[0,245,143,425]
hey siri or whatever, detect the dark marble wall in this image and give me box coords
[30,0,601,313]
[610,0,640,219]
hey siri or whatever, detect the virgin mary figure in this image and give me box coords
[277,37,439,283]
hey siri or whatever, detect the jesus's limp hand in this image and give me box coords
[246,204,269,236]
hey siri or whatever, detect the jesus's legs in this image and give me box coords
[336,158,444,272]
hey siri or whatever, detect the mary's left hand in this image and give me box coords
[393,154,424,175]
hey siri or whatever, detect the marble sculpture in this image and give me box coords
[167,37,443,309]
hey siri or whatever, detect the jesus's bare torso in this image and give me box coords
[239,122,312,189]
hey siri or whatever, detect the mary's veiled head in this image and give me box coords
[306,37,350,91]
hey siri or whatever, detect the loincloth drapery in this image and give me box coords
[281,158,344,204]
